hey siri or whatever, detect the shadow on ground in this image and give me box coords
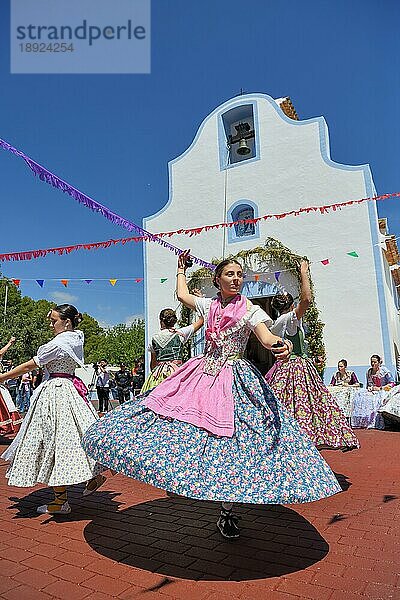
[334,472,351,491]
[7,487,331,580]
[79,495,330,581]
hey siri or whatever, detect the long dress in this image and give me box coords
[140,324,195,393]
[266,310,359,450]
[0,385,22,435]
[83,295,341,504]
[1,331,101,488]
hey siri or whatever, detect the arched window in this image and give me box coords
[233,204,255,237]
[228,200,260,243]
[218,103,260,169]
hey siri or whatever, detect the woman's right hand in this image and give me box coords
[177,249,191,272]
[299,260,309,274]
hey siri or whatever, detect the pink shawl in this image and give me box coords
[205,294,247,347]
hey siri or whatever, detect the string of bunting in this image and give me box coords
[0,137,214,270]
[1,137,399,266]
[5,251,361,288]
[0,192,394,264]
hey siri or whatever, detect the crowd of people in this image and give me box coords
[0,251,398,539]
[93,358,145,412]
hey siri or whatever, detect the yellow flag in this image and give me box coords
[109,279,117,286]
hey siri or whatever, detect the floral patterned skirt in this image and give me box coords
[140,361,181,394]
[266,357,360,450]
[2,379,101,487]
[82,360,341,504]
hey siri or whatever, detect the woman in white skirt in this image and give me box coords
[0,304,105,515]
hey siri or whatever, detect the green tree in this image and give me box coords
[88,320,145,366]
[0,278,113,364]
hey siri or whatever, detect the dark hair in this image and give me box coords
[371,354,381,363]
[159,308,177,328]
[54,304,83,328]
[212,259,243,289]
[338,359,348,368]
[271,293,294,316]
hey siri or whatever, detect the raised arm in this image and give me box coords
[0,336,16,359]
[295,260,312,321]
[192,316,204,334]
[176,249,197,310]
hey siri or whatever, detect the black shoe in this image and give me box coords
[216,508,240,539]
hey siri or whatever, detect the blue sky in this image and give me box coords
[0,0,399,327]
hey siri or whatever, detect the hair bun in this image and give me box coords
[74,313,83,326]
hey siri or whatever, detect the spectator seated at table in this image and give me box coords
[330,359,360,387]
[366,355,395,392]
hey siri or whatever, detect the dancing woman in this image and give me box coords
[83,252,341,540]
[141,308,203,393]
[266,260,359,451]
[0,305,105,515]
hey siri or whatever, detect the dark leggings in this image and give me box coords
[96,387,110,412]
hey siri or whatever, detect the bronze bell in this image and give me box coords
[237,138,251,155]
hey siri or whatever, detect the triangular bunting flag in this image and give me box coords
[254,274,260,282]
[135,278,143,283]
[36,280,44,288]
[109,279,117,286]
[12,279,20,287]
[347,251,359,258]
[160,278,168,283]
[61,279,68,287]
[321,259,330,266]
[274,272,281,281]
[84,280,93,284]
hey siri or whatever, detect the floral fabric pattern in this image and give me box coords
[83,359,341,504]
[2,354,101,488]
[266,357,360,450]
[140,361,181,394]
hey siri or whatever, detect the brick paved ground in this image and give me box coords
[0,429,399,600]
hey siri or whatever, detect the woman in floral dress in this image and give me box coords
[0,305,105,515]
[140,308,203,393]
[82,252,341,540]
[266,261,359,451]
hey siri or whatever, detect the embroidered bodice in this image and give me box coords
[45,355,78,376]
[203,324,252,375]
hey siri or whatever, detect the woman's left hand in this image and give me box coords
[272,339,292,361]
